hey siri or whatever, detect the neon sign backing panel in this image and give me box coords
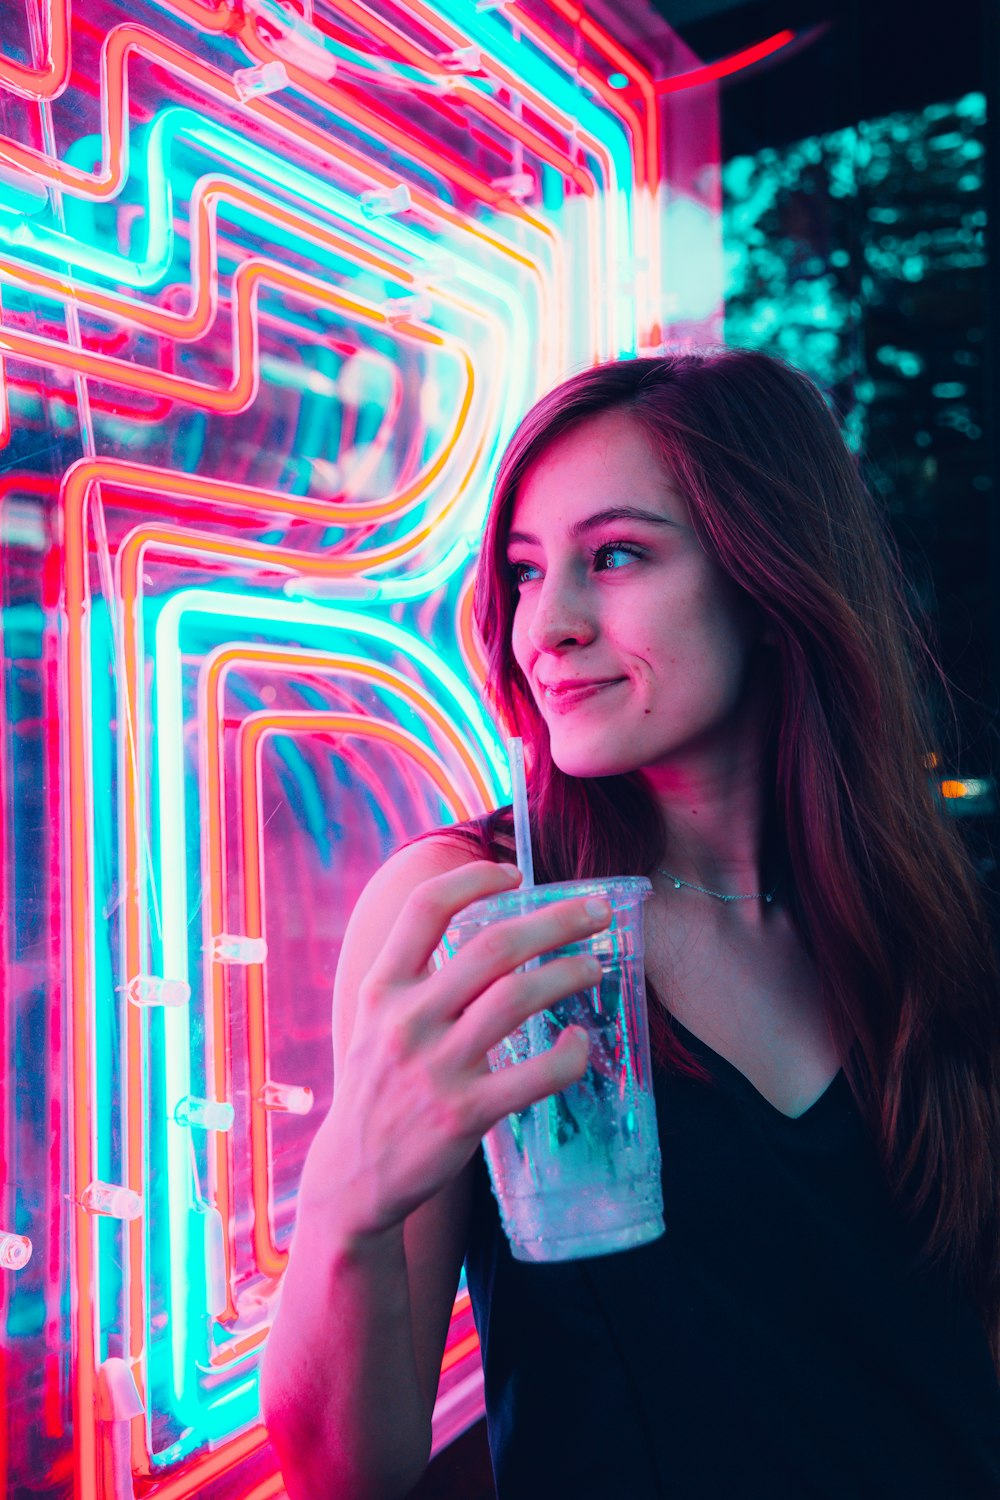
[0,1,720,1492]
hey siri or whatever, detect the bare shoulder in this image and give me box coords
[361,831,485,901]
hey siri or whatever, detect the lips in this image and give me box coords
[540,678,625,711]
[540,677,623,695]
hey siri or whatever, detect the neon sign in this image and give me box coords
[0,1,720,1492]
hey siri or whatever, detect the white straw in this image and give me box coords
[507,736,535,889]
[506,736,540,980]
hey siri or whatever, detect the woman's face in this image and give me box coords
[506,409,767,781]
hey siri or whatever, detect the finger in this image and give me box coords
[472,1025,591,1131]
[372,860,523,985]
[447,952,600,1067]
[428,895,611,1023]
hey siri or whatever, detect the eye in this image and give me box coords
[590,541,645,572]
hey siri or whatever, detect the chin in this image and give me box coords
[547,741,637,780]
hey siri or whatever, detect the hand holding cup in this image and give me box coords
[313,859,616,1240]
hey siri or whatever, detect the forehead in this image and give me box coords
[512,408,683,521]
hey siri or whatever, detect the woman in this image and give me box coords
[262,350,1000,1499]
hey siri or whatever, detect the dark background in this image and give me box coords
[661,0,986,150]
[668,0,998,783]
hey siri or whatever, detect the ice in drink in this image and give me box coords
[434,876,663,1262]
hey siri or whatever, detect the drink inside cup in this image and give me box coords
[433,876,664,1262]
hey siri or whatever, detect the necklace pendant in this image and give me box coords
[673,878,681,889]
[766,892,773,903]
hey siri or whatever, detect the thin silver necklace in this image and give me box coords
[657,868,780,904]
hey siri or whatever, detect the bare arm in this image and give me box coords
[261,840,608,1498]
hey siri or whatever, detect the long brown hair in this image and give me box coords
[403,349,1000,1374]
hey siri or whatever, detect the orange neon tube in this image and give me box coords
[239,712,471,1276]
[0,259,458,415]
[66,440,495,1477]
[0,0,71,100]
[201,645,494,1309]
[0,175,436,345]
[0,19,552,300]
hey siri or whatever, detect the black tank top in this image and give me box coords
[464,1014,1000,1499]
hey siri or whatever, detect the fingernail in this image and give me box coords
[585,898,611,918]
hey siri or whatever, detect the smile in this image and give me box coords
[542,679,625,712]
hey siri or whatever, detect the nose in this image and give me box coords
[524,566,596,652]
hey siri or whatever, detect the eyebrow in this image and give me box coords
[505,505,680,550]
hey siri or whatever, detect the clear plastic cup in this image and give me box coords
[433,876,663,1262]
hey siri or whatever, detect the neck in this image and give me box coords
[650,777,770,890]
[652,813,777,927]
[640,682,780,930]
